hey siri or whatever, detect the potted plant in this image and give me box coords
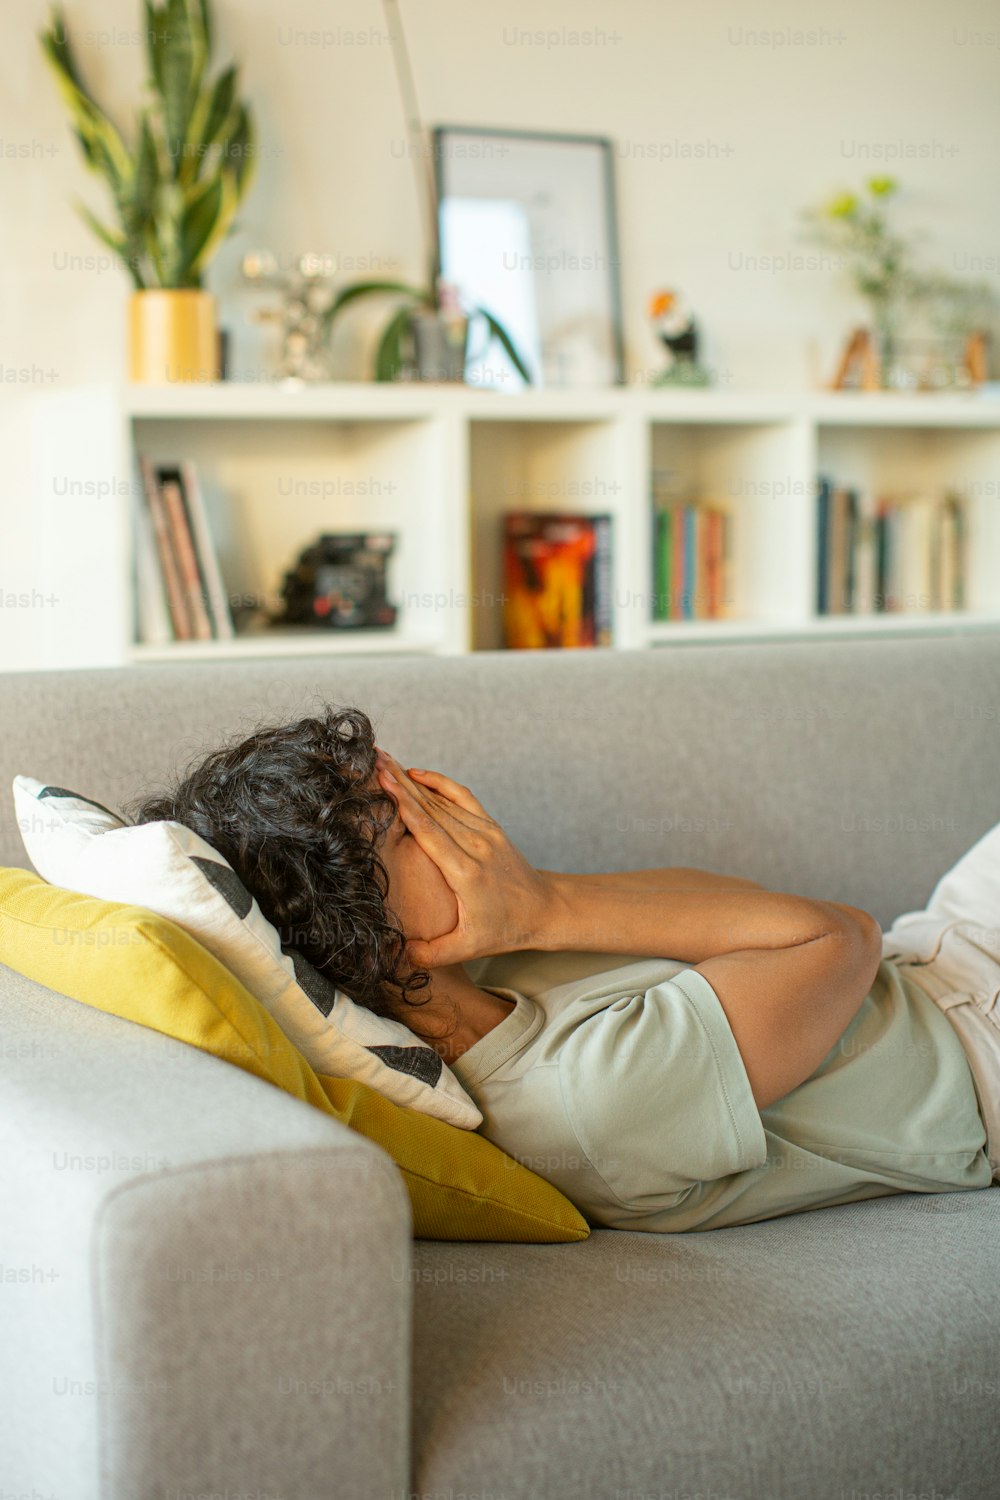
[802,177,998,389]
[801,177,921,386]
[321,272,532,384]
[320,0,531,386]
[40,0,256,382]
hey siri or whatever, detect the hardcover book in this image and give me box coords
[503,512,613,648]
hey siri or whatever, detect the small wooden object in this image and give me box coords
[830,327,881,392]
[964,331,988,386]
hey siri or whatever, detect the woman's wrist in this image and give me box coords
[531,871,635,953]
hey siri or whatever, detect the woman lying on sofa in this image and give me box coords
[129,705,1000,1233]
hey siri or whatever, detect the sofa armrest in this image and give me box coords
[0,964,412,1500]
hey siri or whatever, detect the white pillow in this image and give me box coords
[12,776,483,1130]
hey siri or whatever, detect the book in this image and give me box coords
[706,509,720,618]
[157,468,214,640]
[178,461,235,639]
[875,495,893,606]
[816,477,830,614]
[502,512,612,648]
[662,506,674,621]
[898,496,936,615]
[843,488,859,612]
[719,507,734,618]
[854,491,875,615]
[694,507,707,618]
[653,507,667,622]
[683,506,695,619]
[950,492,967,609]
[592,514,613,646]
[132,462,173,645]
[138,455,193,640]
[670,506,684,620]
[827,487,849,614]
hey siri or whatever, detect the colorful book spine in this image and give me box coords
[816,478,830,614]
[670,506,684,620]
[138,455,193,640]
[844,489,858,612]
[706,509,720,618]
[854,493,876,615]
[158,470,214,640]
[683,506,695,619]
[132,461,173,645]
[720,509,733,617]
[179,461,235,639]
[653,508,667,622]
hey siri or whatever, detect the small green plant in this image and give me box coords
[801,176,997,359]
[321,275,533,383]
[801,177,919,351]
[40,0,256,290]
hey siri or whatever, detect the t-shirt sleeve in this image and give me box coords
[557,967,769,1212]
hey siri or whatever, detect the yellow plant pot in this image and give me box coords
[128,289,219,383]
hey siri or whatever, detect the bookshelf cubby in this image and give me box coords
[29,382,1000,669]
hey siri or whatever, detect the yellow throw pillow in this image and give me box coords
[0,868,589,1244]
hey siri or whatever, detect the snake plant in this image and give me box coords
[40,0,255,289]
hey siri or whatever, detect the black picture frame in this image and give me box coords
[432,125,626,389]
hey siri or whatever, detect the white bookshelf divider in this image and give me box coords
[30,382,1000,669]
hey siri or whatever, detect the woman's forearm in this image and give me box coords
[537,866,766,895]
[534,869,871,965]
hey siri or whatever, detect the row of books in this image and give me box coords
[135,458,234,642]
[651,503,733,621]
[818,480,968,614]
[502,512,613,648]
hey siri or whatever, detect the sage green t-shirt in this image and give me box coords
[454,950,994,1232]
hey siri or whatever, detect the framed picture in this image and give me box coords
[432,126,625,390]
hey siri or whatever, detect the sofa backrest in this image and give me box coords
[2,634,999,928]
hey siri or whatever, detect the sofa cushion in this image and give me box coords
[408,1197,1000,1499]
[11,774,482,1130]
[0,867,590,1244]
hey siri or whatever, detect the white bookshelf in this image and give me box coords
[29,381,1000,669]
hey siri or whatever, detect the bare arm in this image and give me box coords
[536,865,767,895]
[537,873,883,1110]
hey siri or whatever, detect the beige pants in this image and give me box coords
[881,821,1000,1182]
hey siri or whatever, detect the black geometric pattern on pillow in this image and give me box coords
[38,786,120,821]
[191,856,253,920]
[366,1044,444,1088]
[285,947,339,1018]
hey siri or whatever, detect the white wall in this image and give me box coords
[3,0,999,668]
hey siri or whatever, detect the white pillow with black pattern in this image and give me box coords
[11,776,483,1130]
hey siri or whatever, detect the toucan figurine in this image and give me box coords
[649,290,711,386]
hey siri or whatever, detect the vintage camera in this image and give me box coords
[275,532,398,629]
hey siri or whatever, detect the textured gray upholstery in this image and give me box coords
[411,1197,1000,1500]
[3,636,1000,1498]
[0,966,412,1500]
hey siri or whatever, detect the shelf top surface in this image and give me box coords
[53,380,1000,427]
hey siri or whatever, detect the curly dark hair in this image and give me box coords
[122,704,438,1033]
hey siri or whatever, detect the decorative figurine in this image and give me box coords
[242,250,341,383]
[648,289,712,386]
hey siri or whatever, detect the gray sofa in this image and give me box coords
[2,634,1000,1500]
